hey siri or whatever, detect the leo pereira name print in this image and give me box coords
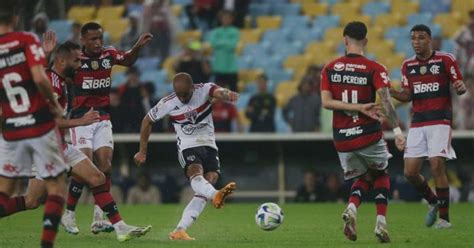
[148,83,220,151]
[321,54,390,152]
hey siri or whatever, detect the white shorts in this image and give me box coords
[404,124,456,160]
[0,129,67,179]
[70,120,114,151]
[338,139,392,180]
[34,143,88,180]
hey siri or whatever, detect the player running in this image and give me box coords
[0,2,67,247]
[134,72,237,241]
[1,37,151,241]
[63,22,153,234]
[390,24,466,229]
[320,22,406,243]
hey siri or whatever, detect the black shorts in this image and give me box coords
[178,146,221,176]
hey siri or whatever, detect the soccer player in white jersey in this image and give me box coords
[134,72,238,240]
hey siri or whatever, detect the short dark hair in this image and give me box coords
[343,21,367,41]
[0,0,19,25]
[410,24,431,36]
[80,22,102,36]
[55,41,81,57]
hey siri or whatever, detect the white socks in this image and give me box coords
[376,215,386,224]
[348,203,357,213]
[190,175,217,200]
[93,204,103,221]
[176,196,207,231]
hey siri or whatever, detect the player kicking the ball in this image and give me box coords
[1,37,151,242]
[320,22,406,243]
[134,72,237,240]
[390,24,466,229]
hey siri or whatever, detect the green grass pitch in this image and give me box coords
[0,203,473,248]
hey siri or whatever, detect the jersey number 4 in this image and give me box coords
[2,72,31,113]
[341,89,359,122]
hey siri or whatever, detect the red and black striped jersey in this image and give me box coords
[71,46,126,119]
[0,31,55,141]
[401,51,462,128]
[47,69,67,143]
[321,54,390,152]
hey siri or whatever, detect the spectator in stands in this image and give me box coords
[454,19,474,75]
[320,173,346,202]
[127,173,161,204]
[245,74,276,132]
[142,0,172,60]
[30,12,48,42]
[174,41,211,84]
[118,67,147,132]
[295,170,325,202]
[217,0,250,28]
[185,0,219,30]
[212,100,240,132]
[304,65,323,95]
[209,10,239,92]
[67,22,82,45]
[283,77,322,132]
[120,12,141,51]
[459,77,474,129]
[109,88,125,133]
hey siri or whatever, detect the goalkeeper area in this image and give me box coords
[1,203,472,248]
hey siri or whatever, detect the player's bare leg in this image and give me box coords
[404,158,439,227]
[0,177,19,218]
[42,173,67,248]
[429,157,451,229]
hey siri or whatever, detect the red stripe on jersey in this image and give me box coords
[3,122,56,141]
[169,101,211,121]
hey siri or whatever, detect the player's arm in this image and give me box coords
[377,87,406,151]
[134,115,154,166]
[30,65,63,117]
[453,80,466,95]
[211,87,240,102]
[119,33,153,66]
[55,108,100,129]
[42,30,57,61]
[321,90,382,121]
[389,87,412,102]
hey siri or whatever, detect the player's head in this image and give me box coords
[0,0,20,28]
[54,41,81,78]
[219,10,234,27]
[343,21,368,49]
[173,72,194,104]
[256,73,268,93]
[410,24,432,56]
[80,22,104,55]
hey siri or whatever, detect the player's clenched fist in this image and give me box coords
[134,151,147,166]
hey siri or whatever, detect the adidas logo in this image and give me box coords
[174,106,180,110]
[440,149,446,154]
[43,219,53,227]
[81,63,89,69]
[410,69,416,74]
[352,190,361,197]
[375,193,386,200]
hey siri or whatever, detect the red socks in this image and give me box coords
[41,195,65,248]
[348,178,370,208]
[373,174,390,216]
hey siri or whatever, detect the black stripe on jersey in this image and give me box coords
[333,121,381,142]
[73,86,110,96]
[71,105,110,118]
[175,106,213,125]
[327,70,374,86]
[412,85,450,100]
[2,107,53,131]
[405,62,447,77]
[412,109,452,123]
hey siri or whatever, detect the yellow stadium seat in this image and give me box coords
[162,56,177,77]
[366,40,394,56]
[391,1,419,16]
[293,67,308,81]
[340,14,371,26]
[310,52,338,66]
[275,81,298,107]
[111,65,127,76]
[171,5,183,17]
[452,0,474,21]
[302,3,328,18]
[177,30,202,46]
[305,40,336,54]
[238,69,264,83]
[366,25,384,41]
[96,5,125,20]
[283,55,311,70]
[379,53,406,71]
[434,13,463,38]
[239,29,263,44]
[256,16,282,31]
[67,6,96,23]
[324,27,345,41]
[101,18,129,43]
[374,13,405,29]
[290,0,316,4]
[348,0,374,6]
[331,2,361,17]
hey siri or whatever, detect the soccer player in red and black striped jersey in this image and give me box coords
[63,22,152,233]
[0,2,67,247]
[390,24,467,229]
[321,22,406,243]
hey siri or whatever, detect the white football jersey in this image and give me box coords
[148,83,219,151]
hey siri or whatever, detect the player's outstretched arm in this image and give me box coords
[134,115,154,166]
[121,33,153,66]
[389,87,412,102]
[212,88,240,102]
[42,30,57,60]
[377,87,406,151]
[56,108,100,128]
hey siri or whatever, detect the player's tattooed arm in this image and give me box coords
[212,88,240,102]
[377,87,399,129]
[121,33,154,66]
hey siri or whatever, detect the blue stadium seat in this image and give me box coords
[243,43,271,57]
[127,3,143,14]
[441,39,455,54]
[268,69,293,83]
[336,42,345,54]
[290,26,324,44]
[390,68,402,81]
[271,41,303,57]
[141,70,168,85]
[385,26,410,40]
[275,108,290,133]
[238,55,254,69]
[282,15,310,29]
[173,0,192,5]
[407,13,433,26]
[155,82,174,99]
[431,24,442,37]
[395,39,413,56]
[49,20,72,43]
[244,83,258,94]
[319,0,342,6]
[135,57,160,72]
[112,72,126,88]
[253,55,281,69]
[313,15,340,32]
[362,2,390,18]
[272,3,301,16]
[419,0,450,14]
[262,29,291,43]
[236,92,252,109]
[249,3,271,16]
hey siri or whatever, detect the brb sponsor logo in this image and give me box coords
[82,77,111,89]
[413,82,439,94]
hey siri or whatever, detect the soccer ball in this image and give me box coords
[255,202,284,231]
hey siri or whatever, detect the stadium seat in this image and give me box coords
[173,0,192,5]
[267,69,294,84]
[238,69,264,84]
[240,29,263,44]
[238,55,254,69]
[162,56,177,77]
[313,15,340,31]
[49,20,72,43]
[367,40,395,56]
[419,0,450,15]
[282,15,310,29]
[253,55,281,70]
[96,5,125,20]
[126,4,144,14]
[243,43,271,58]
[290,0,318,4]
[271,41,304,57]
[451,0,474,22]
[379,53,406,71]
[306,40,336,54]
[362,1,390,18]
[256,16,282,31]
[135,57,160,72]
[310,51,338,66]
[177,30,202,46]
[101,18,129,43]
[390,68,402,81]
[301,3,329,18]
[275,81,298,107]
[384,26,411,41]
[249,3,271,16]
[272,3,301,16]
[434,13,463,38]
[171,5,183,17]
[238,110,250,129]
[236,93,252,109]
[331,2,361,17]
[67,6,96,23]
[339,14,371,26]
[442,39,456,54]
[366,25,384,42]
[262,29,291,43]
[394,39,413,56]
[391,1,419,16]
[141,70,168,85]
[407,13,433,26]
[275,108,291,133]
[290,27,324,44]
[283,55,311,71]
[111,72,126,88]
[374,13,405,29]
[324,27,344,42]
